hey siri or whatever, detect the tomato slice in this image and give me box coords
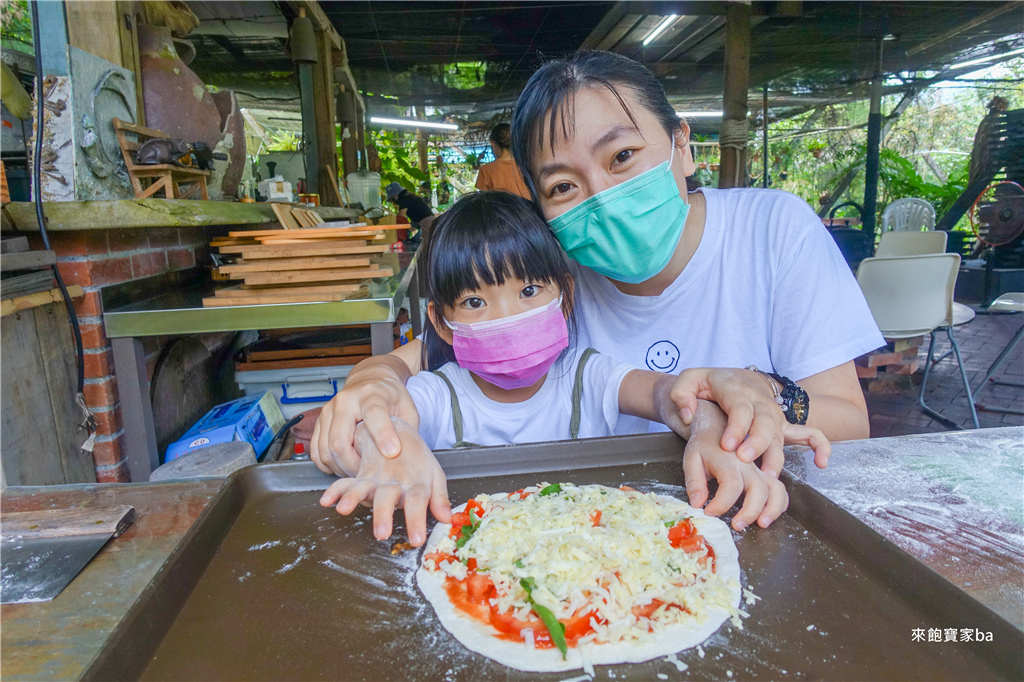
[562,609,602,642]
[667,519,697,546]
[424,551,456,565]
[619,485,637,492]
[466,573,494,603]
[674,535,706,552]
[591,510,602,527]
[631,598,666,619]
[489,602,546,638]
[449,511,471,538]
[701,543,717,572]
[465,558,478,571]
[465,499,485,519]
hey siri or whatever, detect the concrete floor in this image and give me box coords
[864,310,1024,437]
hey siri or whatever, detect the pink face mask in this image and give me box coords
[445,296,569,390]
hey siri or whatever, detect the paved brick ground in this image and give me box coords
[865,310,1024,437]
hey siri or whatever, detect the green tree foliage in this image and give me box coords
[1,0,32,54]
[372,128,429,192]
[765,59,1022,227]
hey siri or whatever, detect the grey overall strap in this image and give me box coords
[569,348,600,440]
[431,370,480,449]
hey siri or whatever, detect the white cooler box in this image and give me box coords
[235,364,354,418]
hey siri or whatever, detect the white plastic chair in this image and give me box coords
[973,292,1024,416]
[856,253,979,429]
[882,198,936,232]
[875,230,947,257]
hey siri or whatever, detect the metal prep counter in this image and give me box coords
[102,252,420,482]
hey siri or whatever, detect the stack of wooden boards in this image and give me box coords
[269,203,329,230]
[1,237,86,316]
[2,237,55,300]
[204,225,394,307]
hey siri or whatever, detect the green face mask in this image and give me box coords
[547,147,690,284]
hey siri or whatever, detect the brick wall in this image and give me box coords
[28,226,212,482]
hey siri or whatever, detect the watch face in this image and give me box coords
[791,398,808,425]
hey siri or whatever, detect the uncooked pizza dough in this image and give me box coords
[416,483,742,673]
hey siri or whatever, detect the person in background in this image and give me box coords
[386,181,436,246]
[475,123,531,198]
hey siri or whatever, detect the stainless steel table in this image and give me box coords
[785,426,1024,630]
[103,252,420,482]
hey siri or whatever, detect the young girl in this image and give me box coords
[319,191,828,546]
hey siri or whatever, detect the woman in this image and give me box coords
[474,123,531,198]
[312,51,881,535]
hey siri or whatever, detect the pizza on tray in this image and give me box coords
[416,483,743,673]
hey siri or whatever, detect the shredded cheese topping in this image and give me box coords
[424,483,739,646]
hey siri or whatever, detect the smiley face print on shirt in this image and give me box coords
[645,340,680,373]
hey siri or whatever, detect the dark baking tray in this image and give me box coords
[83,433,1023,681]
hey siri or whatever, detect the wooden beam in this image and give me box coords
[0,200,359,231]
[906,2,1019,56]
[64,1,123,66]
[580,2,630,50]
[1,250,56,272]
[656,16,722,63]
[286,0,341,51]
[590,12,644,52]
[684,17,766,64]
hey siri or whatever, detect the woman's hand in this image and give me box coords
[670,367,789,477]
[311,356,421,477]
[319,417,452,546]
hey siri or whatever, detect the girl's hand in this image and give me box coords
[670,367,788,477]
[783,423,831,469]
[319,417,452,546]
[681,400,789,531]
[311,361,422,477]
[683,433,789,531]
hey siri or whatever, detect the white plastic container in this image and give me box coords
[235,364,354,418]
[346,170,382,209]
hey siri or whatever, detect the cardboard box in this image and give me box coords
[165,391,286,462]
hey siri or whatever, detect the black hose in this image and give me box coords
[258,414,304,462]
[29,0,85,395]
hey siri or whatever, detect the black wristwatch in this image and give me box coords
[746,366,810,425]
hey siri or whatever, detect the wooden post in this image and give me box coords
[116,1,145,126]
[338,90,358,179]
[863,38,884,235]
[415,104,428,192]
[298,62,320,195]
[312,27,338,205]
[718,2,750,189]
[762,85,769,188]
[356,102,367,170]
[36,2,70,77]
[64,1,123,66]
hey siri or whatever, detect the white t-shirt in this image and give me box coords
[406,347,634,450]
[571,187,884,432]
